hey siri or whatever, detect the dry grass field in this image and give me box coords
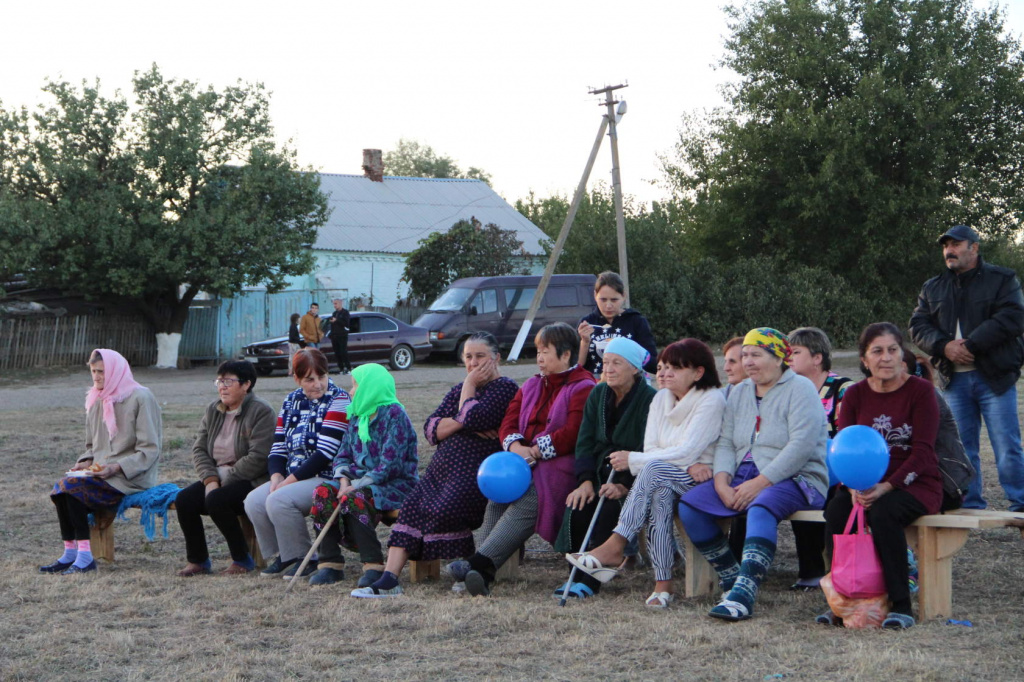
[2,358,1023,681]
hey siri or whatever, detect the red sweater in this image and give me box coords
[499,365,594,459]
[837,376,943,513]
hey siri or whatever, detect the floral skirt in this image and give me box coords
[52,475,123,510]
[311,482,379,553]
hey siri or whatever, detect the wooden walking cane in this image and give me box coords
[285,501,342,593]
[559,468,616,607]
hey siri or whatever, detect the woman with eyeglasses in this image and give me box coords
[174,361,277,576]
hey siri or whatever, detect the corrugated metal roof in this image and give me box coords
[313,174,549,255]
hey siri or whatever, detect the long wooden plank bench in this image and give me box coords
[92,503,266,569]
[676,508,1024,620]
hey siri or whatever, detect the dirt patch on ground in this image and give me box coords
[2,358,1023,680]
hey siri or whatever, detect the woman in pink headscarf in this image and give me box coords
[41,349,162,575]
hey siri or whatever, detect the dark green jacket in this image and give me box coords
[574,378,657,488]
[555,378,656,553]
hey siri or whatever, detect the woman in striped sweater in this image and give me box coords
[243,349,351,580]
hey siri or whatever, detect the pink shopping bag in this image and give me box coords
[831,502,887,599]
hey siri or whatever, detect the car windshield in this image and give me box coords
[427,287,474,312]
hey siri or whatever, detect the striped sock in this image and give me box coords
[728,536,777,612]
[59,541,78,564]
[73,539,94,568]
[693,533,740,591]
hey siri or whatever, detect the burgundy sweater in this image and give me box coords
[837,376,943,513]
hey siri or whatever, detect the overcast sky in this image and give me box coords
[3,1,1022,205]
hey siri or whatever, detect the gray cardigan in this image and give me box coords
[713,368,829,496]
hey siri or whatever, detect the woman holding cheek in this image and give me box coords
[457,323,596,596]
[818,323,940,630]
[567,339,725,607]
[676,328,828,621]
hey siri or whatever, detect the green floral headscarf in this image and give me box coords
[346,363,402,443]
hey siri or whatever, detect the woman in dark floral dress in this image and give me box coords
[308,363,418,588]
[351,332,518,598]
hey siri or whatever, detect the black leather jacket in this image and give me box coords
[909,257,1024,394]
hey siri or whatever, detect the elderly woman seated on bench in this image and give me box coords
[819,322,942,630]
[309,363,419,590]
[175,360,276,577]
[675,328,828,622]
[41,349,162,575]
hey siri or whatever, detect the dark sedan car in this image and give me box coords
[241,311,432,375]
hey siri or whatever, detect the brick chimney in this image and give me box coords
[362,149,384,182]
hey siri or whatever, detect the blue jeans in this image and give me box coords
[943,370,1024,511]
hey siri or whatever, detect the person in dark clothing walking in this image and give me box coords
[288,313,302,376]
[329,299,351,374]
[909,225,1024,512]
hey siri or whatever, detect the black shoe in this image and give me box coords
[358,569,384,588]
[61,561,97,575]
[282,560,318,580]
[309,567,345,586]
[39,560,74,574]
[465,569,491,596]
[259,556,296,578]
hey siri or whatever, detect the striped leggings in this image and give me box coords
[613,460,696,581]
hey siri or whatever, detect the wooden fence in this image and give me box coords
[0,316,156,371]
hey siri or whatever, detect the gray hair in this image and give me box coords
[465,331,500,355]
[787,326,833,372]
[332,298,344,305]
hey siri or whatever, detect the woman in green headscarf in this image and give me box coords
[308,363,419,587]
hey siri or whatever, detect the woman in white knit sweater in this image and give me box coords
[566,339,726,607]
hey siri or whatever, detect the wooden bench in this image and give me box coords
[676,508,1024,620]
[91,503,265,569]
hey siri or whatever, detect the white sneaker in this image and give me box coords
[350,584,404,599]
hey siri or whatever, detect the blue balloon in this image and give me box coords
[478,451,533,504]
[826,438,839,488]
[829,425,890,490]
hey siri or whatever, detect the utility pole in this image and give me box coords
[506,83,630,363]
[592,83,629,306]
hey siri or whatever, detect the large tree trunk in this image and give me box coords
[140,286,199,369]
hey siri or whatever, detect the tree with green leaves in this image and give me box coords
[401,218,527,303]
[0,65,330,367]
[384,138,492,185]
[664,0,1024,311]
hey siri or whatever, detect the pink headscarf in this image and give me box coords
[85,349,144,439]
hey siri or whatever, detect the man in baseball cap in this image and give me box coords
[910,225,1024,512]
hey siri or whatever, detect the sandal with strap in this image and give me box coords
[815,610,844,627]
[565,553,619,583]
[882,612,915,629]
[645,591,675,609]
[552,581,595,600]
[708,598,750,622]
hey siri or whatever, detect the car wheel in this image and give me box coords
[256,365,273,377]
[389,344,415,371]
[455,338,466,364]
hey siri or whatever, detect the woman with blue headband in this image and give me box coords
[553,337,657,599]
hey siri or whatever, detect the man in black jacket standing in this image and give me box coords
[329,298,352,375]
[909,225,1024,512]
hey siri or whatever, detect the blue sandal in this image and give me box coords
[882,612,915,629]
[552,581,595,600]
